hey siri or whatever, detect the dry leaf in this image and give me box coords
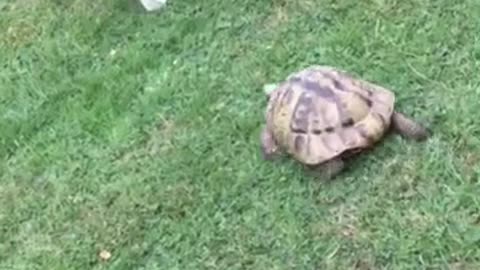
[99,250,112,261]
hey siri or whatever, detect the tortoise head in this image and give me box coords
[263,83,278,100]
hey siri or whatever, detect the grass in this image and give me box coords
[1,0,480,269]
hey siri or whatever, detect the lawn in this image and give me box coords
[1,0,480,269]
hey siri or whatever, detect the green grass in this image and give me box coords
[1,0,480,269]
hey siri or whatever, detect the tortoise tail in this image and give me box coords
[392,111,430,141]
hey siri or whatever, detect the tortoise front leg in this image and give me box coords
[260,125,281,160]
[310,157,345,180]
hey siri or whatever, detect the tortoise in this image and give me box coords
[260,65,430,179]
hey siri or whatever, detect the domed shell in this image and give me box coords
[265,65,395,165]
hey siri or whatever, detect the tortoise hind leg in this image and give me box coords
[391,111,430,141]
[310,157,345,180]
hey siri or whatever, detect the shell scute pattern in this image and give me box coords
[267,65,395,165]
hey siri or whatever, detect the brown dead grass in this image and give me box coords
[2,20,41,48]
[113,116,180,167]
[264,4,289,30]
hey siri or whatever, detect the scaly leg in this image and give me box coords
[391,111,430,141]
[310,157,345,180]
[260,125,281,160]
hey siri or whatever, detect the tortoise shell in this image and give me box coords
[265,65,395,165]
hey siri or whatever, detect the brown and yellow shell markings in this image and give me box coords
[260,65,429,177]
